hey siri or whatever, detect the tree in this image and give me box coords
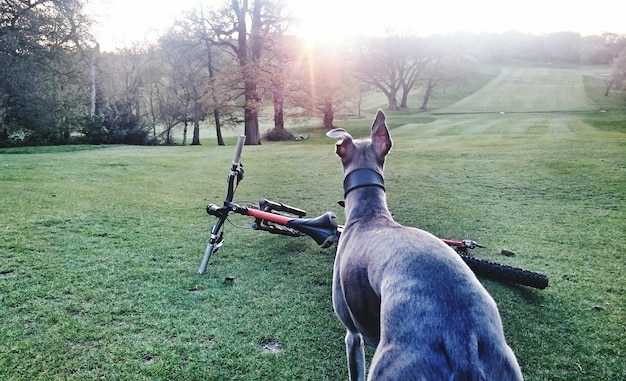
[397,39,430,108]
[157,30,211,145]
[89,47,153,144]
[185,7,243,145]
[420,54,479,110]
[581,35,616,64]
[141,47,186,145]
[291,41,358,128]
[355,36,428,110]
[263,34,300,140]
[606,49,626,96]
[0,0,92,146]
[542,32,582,63]
[152,82,184,144]
[203,0,289,145]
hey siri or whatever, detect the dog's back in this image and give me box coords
[328,110,523,380]
[337,221,523,380]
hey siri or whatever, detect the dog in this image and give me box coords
[326,110,524,380]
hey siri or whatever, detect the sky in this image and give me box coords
[86,0,626,52]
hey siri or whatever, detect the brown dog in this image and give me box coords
[327,110,524,380]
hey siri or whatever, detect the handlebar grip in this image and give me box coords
[206,203,220,216]
[232,135,246,166]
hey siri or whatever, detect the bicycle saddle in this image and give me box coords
[287,212,339,248]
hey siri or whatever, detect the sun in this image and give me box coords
[288,0,367,47]
[296,20,344,48]
[302,34,318,52]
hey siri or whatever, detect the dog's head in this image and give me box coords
[326,109,393,174]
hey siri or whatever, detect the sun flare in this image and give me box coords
[87,0,625,52]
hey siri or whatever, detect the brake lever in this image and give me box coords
[236,163,244,185]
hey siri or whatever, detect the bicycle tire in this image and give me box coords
[460,255,549,289]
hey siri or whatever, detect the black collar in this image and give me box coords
[343,168,385,198]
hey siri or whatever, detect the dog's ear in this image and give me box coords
[371,109,392,157]
[326,128,355,158]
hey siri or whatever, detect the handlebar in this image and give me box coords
[206,203,228,217]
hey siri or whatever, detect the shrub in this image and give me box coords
[264,127,294,141]
[82,102,152,145]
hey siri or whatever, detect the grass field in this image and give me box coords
[1,64,625,380]
[439,65,595,113]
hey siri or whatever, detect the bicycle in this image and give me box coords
[199,135,549,289]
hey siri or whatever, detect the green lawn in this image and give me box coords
[1,64,625,380]
[438,65,601,113]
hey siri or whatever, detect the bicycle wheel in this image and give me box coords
[460,255,549,289]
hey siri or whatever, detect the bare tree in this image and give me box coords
[98,47,148,120]
[153,83,184,144]
[201,0,289,145]
[263,34,301,140]
[206,42,226,145]
[159,32,211,145]
[291,42,358,128]
[186,6,240,145]
[420,54,479,109]
[356,36,429,110]
[606,48,626,96]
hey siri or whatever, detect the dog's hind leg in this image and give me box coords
[345,330,366,381]
[335,293,366,380]
[334,272,367,380]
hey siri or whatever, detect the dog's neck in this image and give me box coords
[343,168,385,198]
[343,168,393,223]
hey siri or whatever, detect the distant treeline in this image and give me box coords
[457,31,626,64]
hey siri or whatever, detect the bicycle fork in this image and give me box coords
[199,217,226,274]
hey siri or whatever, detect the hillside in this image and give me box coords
[436,65,600,114]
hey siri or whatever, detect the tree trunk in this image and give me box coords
[214,109,224,146]
[165,123,173,145]
[183,120,188,146]
[388,96,399,111]
[400,85,410,108]
[421,79,435,110]
[387,85,399,110]
[89,45,98,119]
[244,106,261,144]
[191,119,200,145]
[244,79,261,145]
[273,90,284,129]
[0,126,9,147]
[206,39,225,146]
[148,85,157,141]
[323,103,334,128]
[420,92,431,109]
[191,101,201,145]
[233,0,261,145]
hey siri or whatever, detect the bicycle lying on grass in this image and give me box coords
[199,135,549,289]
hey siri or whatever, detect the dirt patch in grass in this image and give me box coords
[259,338,282,354]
